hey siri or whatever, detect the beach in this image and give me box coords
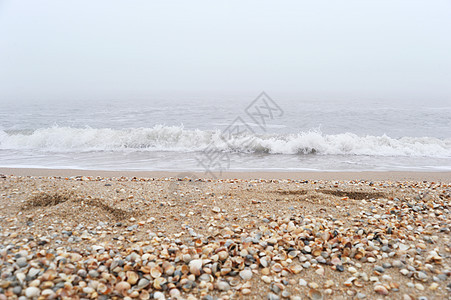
[0,169,449,299]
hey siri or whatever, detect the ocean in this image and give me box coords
[1,95,450,173]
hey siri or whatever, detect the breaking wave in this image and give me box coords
[1,126,450,157]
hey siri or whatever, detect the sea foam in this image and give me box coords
[1,126,450,157]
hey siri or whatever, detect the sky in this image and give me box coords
[0,0,450,103]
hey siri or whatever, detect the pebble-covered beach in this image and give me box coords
[0,174,449,299]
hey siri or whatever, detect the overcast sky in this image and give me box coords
[0,0,450,102]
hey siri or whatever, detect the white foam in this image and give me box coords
[1,126,450,158]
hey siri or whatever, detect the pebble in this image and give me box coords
[393,260,403,268]
[267,293,280,300]
[16,257,28,268]
[262,276,271,284]
[415,283,425,291]
[357,293,366,299]
[25,287,40,298]
[299,279,307,286]
[239,269,253,280]
[217,281,230,291]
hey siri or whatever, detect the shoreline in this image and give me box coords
[1,167,451,182]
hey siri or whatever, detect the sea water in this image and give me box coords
[0,96,450,172]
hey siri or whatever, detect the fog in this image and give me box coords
[0,0,450,103]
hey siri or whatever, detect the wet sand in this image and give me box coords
[0,169,449,299]
[2,168,451,182]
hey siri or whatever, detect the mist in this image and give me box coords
[0,0,450,104]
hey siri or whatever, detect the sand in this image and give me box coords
[0,168,450,299]
[2,168,451,182]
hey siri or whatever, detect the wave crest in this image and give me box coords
[1,126,450,157]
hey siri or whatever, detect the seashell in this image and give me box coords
[140,266,151,274]
[220,268,231,276]
[308,288,323,300]
[331,257,341,266]
[229,279,240,286]
[126,271,139,285]
[290,265,303,274]
[261,268,270,275]
[181,265,189,274]
[374,285,389,295]
[164,264,175,276]
[354,281,363,288]
[153,277,167,290]
[354,249,365,259]
[271,263,283,273]
[199,274,213,282]
[115,281,131,295]
[150,266,162,278]
[123,265,133,271]
[129,291,140,298]
[97,283,109,294]
[169,288,181,298]
[139,290,150,300]
[189,259,203,276]
[41,270,57,281]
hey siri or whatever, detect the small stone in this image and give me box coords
[242,288,251,295]
[400,269,409,276]
[88,270,99,278]
[217,281,230,291]
[324,280,334,288]
[212,207,221,213]
[393,260,403,268]
[16,257,28,268]
[28,268,40,278]
[308,282,319,289]
[302,262,311,269]
[357,293,366,299]
[12,286,22,295]
[25,287,40,298]
[416,271,428,281]
[270,284,281,294]
[299,279,307,286]
[415,283,424,291]
[429,283,438,290]
[399,244,409,251]
[137,278,150,289]
[262,276,271,284]
[267,293,280,300]
[382,275,392,281]
[239,269,253,280]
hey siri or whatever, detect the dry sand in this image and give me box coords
[0,168,450,299]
